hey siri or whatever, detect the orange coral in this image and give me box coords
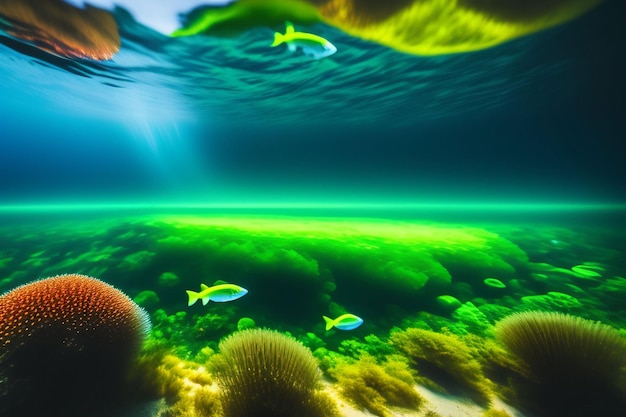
[0,274,150,416]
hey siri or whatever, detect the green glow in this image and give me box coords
[1,201,625,213]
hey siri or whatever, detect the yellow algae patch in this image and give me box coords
[317,0,603,55]
[155,214,500,247]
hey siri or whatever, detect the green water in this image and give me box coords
[1,207,624,417]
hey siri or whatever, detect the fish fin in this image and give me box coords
[271,32,284,47]
[186,290,199,307]
[212,280,228,286]
[202,296,210,306]
[200,283,210,290]
[323,315,334,331]
[285,21,295,34]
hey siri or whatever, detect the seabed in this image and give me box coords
[1,204,625,417]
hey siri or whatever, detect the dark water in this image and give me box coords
[1,1,625,417]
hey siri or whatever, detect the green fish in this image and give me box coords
[186,282,248,306]
[271,21,337,59]
[323,313,363,331]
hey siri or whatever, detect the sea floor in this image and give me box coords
[0,208,624,417]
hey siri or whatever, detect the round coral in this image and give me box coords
[0,274,151,416]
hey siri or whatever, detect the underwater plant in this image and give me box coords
[0,274,151,417]
[330,354,422,417]
[127,348,220,417]
[390,327,493,405]
[212,328,338,417]
[495,311,626,416]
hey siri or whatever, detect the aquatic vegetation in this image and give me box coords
[435,294,462,311]
[128,349,220,417]
[451,301,493,336]
[337,333,396,360]
[571,261,605,279]
[481,409,513,417]
[483,278,506,289]
[495,311,626,416]
[119,249,155,271]
[0,274,150,416]
[236,316,256,330]
[323,313,363,330]
[159,271,181,287]
[271,21,337,59]
[134,289,160,307]
[330,354,422,417]
[212,328,338,417]
[390,327,493,405]
[520,291,584,313]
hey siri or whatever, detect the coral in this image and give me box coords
[495,311,626,416]
[330,354,422,417]
[212,328,338,417]
[0,274,151,417]
[390,328,493,405]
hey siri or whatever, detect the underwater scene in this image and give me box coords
[1,1,625,417]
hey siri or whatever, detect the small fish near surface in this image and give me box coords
[271,21,337,60]
[186,282,248,306]
[323,313,363,331]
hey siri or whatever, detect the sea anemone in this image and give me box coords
[212,328,338,417]
[495,311,626,416]
[0,274,151,417]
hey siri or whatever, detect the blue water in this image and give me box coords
[1,1,625,206]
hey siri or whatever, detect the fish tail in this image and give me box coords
[186,290,200,306]
[323,315,334,331]
[271,32,284,47]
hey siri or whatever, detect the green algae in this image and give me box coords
[483,278,506,289]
